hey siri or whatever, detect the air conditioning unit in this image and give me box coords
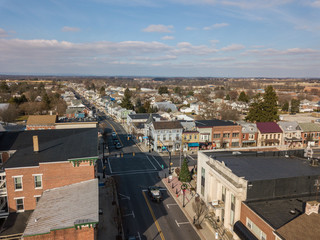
[212,200,219,206]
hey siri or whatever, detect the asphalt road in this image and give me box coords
[98,113,200,240]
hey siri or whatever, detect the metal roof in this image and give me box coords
[23,179,98,237]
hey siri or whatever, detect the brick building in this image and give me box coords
[0,128,98,238]
[195,120,242,150]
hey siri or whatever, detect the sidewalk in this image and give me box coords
[97,176,124,240]
[160,169,217,240]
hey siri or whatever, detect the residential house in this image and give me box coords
[237,122,258,147]
[278,121,303,149]
[127,113,161,137]
[299,122,320,147]
[256,122,283,147]
[152,101,178,112]
[197,148,318,240]
[149,121,183,152]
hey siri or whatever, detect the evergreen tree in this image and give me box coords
[158,86,169,95]
[282,101,289,112]
[225,94,230,100]
[238,91,249,103]
[245,86,279,122]
[290,99,300,113]
[120,88,134,110]
[179,158,191,183]
[99,86,105,96]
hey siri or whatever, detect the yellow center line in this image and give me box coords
[105,119,123,146]
[142,191,165,240]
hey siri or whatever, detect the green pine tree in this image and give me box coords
[179,158,191,183]
[245,86,279,122]
[238,91,249,103]
[120,88,134,110]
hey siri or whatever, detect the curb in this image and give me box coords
[162,178,207,240]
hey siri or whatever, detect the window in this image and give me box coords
[232,133,239,138]
[13,176,22,191]
[169,134,172,140]
[35,195,41,204]
[201,168,205,196]
[247,217,267,240]
[34,175,42,189]
[223,133,230,138]
[231,142,239,147]
[15,198,24,212]
[213,134,221,139]
[230,194,235,225]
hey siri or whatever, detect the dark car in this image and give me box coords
[113,139,119,145]
[115,142,122,149]
[148,186,162,202]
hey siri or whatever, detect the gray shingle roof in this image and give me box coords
[23,179,98,237]
[299,122,320,132]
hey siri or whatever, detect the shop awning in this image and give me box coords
[188,142,199,147]
[233,221,258,240]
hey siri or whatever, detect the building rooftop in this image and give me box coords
[195,119,237,128]
[1,128,98,168]
[246,195,316,230]
[128,113,160,120]
[256,122,283,133]
[153,121,183,130]
[0,211,33,237]
[299,122,320,132]
[26,115,57,126]
[203,150,320,181]
[276,211,320,239]
[23,179,98,237]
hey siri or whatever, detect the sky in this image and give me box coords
[0,0,320,77]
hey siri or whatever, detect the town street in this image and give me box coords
[98,113,200,240]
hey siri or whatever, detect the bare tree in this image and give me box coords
[0,104,18,123]
[218,103,240,121]
[192,196,208,228]
[228,90,239,101]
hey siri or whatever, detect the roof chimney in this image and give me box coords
[305,201,319,215]
[33,136,39,152]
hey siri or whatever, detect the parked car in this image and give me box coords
[115,142,122,149]
[148,186,162,202]
[113,139,119,145]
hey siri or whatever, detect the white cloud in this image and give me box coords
[62,26,81,32]
[204,57,235,62]
[185,26,197,31]
[311,0,320,7]
[242,47,318,56]
[203,23,229,30]
[220,44,245,52]
[142,24,174,33]
[0,28,9,38]
[162,35,175,40]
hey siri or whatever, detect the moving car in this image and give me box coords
[148,186,162,202]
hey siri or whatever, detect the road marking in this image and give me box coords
[151,155,163,169]
[123,211,135,218]
[118,193,130,200]
[142,191,165,240]
[175,219,190,227]
[187,154,195,161]
[108,157,113,173]
[137,232,141,240]
[146,155,157,170]
[166,203,178,209]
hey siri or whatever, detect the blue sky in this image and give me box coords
[0,0,320,77]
